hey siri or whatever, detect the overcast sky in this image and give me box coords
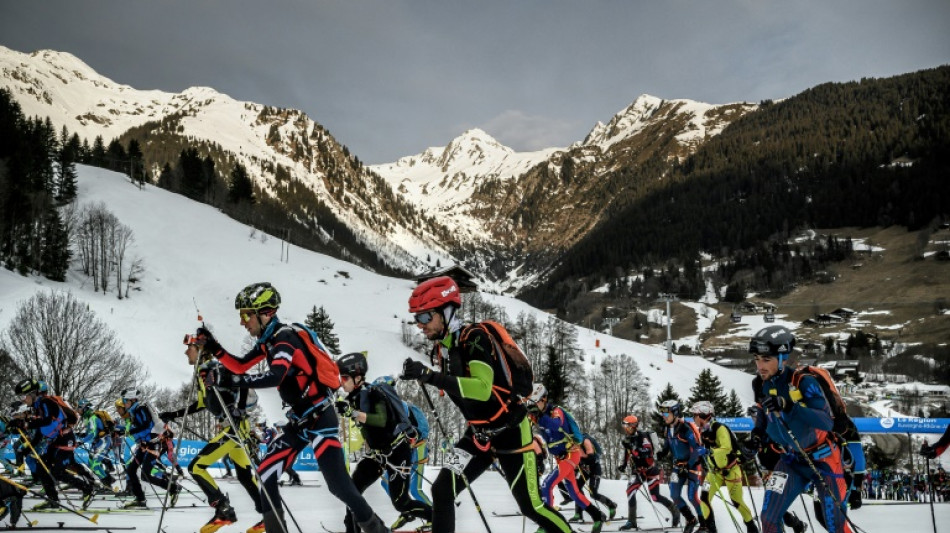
[3,1,949,164]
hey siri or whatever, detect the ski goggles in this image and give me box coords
[238,309,255,323]
[183,334,206,346]
[414,311,435,325]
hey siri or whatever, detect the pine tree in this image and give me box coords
[542,345,568,406]
[304,305,341,355]
[722,389,745,418]
[227,163,255,204]
[688,368,729,414]
[38,205,70,281]
[56,134,78,205]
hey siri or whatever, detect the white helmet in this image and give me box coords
[691,401,715,417]
[526,383,547,408]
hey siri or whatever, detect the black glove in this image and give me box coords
[401,358,434,382]
[335,400,353,418]
[197,327,223,357]
[7,417,25,430]
[921,443,938,459]
[746,431,763,453]
[158,411,176,423]
[762,394,792,413]
[617,463,627,475]
[747,405,762,417]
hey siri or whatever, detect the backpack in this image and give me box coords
[287,323,342,390]
[368,376,429,442]
[792,365,852,435]
[94,409,115,434]
[50,396,79,427]
[458,320,534,399]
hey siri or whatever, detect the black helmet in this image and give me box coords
[14,379,48,395]
[749,325,796,370]
[336,352,368,378]
[234,282,281,311]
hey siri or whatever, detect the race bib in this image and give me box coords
[765,471,788,494]
[446,447,473,475]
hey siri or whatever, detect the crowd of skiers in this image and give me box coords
[0,276,947,533]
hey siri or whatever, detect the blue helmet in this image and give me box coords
[77,399,93,412]
[659,399,681,418]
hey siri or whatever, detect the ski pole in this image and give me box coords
[713,488,742,533]
[635,473,668,526]
[155,362,199,533]
[926,454,937,533]
[771,414,863,533]
[418,383,493,533]
[0,473,100,524]
[209,384,296,533]
[740,466,761,531]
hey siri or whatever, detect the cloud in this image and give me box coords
[479,110,580,152]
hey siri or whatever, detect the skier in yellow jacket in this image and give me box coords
[692,401,758,533]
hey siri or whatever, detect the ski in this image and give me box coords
[578,527,678,533]
[321,522,433,533]
[569,515,632,523]
[494,510,640,520]
[2,527,137,531]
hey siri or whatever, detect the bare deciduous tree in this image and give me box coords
[0,290,147,406]
[73,202,137,297]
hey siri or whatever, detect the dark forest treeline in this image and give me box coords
[523,66,950,308]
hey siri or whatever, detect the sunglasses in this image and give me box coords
[183,334,206,346]
[414,311,435,325]
[341,375,352,382]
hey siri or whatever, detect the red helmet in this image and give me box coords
[409,276,461,313]
[622,415,639,426]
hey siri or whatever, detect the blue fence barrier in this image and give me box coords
[2,438,322,471]
[718,417,950,434]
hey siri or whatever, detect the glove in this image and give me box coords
[696,446,708,457]
[745,432,763,454]
[762,394,792,413]
[401,358,434,382]
[197,327,223,357]
[158,411,176,423]
[617,463,627,475]
[920,443,937,459]
[747,405,762,417]
[7,417,25,430]
[335,400,353,418]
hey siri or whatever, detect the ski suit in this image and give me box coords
[698,421,754,531]
[535,404,604,523]
[753,367,852,533]
[160,360,262,516]
[420,325,572,533]
[341,383,433,533]
[124,400,179,503]
[621,430,677,526]
[215,316,376,530]
[572,434,617,517]
[22,395,93,502]
[78,410,116,486]
[660,419,704,522]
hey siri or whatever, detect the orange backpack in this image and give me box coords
[459,321,534,399]
[289,322,342,390]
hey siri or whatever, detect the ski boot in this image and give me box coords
[32,500,61,511]
[391,512,412,530]
[246,518,266,533]
[784,512,807,533]
[618,520,638,531]
[683,516,699,533]
[289,477,302,486]
[607,504,618,520]
[0,495,23,527]
[568,510,584,522]
[169,483,182,507]
[122,498,148,509]
[590,520,604,533]
[669,504,682,527]
[745,519,759,533]
[81,486,97,510]
[357,514,390,533]
[201,499,238,533]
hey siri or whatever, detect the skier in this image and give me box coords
[400,276,573,533]
[336,352,434,532]
[571,432,618,522]
[748,326,852,533]
[115,388,182,509]
[199,282,389,533]
[76,399,118,491]
[0,414,26,527]
[744,422,807,533]
[656,399,704,533]
[692,401,758,533]
[9,379,95,511]
[158,330,264,533]
[618,414,680,531]
[526,384,605,532]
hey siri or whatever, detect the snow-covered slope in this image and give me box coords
[0,165,756,421]
[0,45,448,276]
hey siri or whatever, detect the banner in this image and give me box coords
[719,417,950,434]
[2,438,322,472]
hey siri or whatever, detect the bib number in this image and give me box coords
[446,447,473,475]
[765,471,788,495]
